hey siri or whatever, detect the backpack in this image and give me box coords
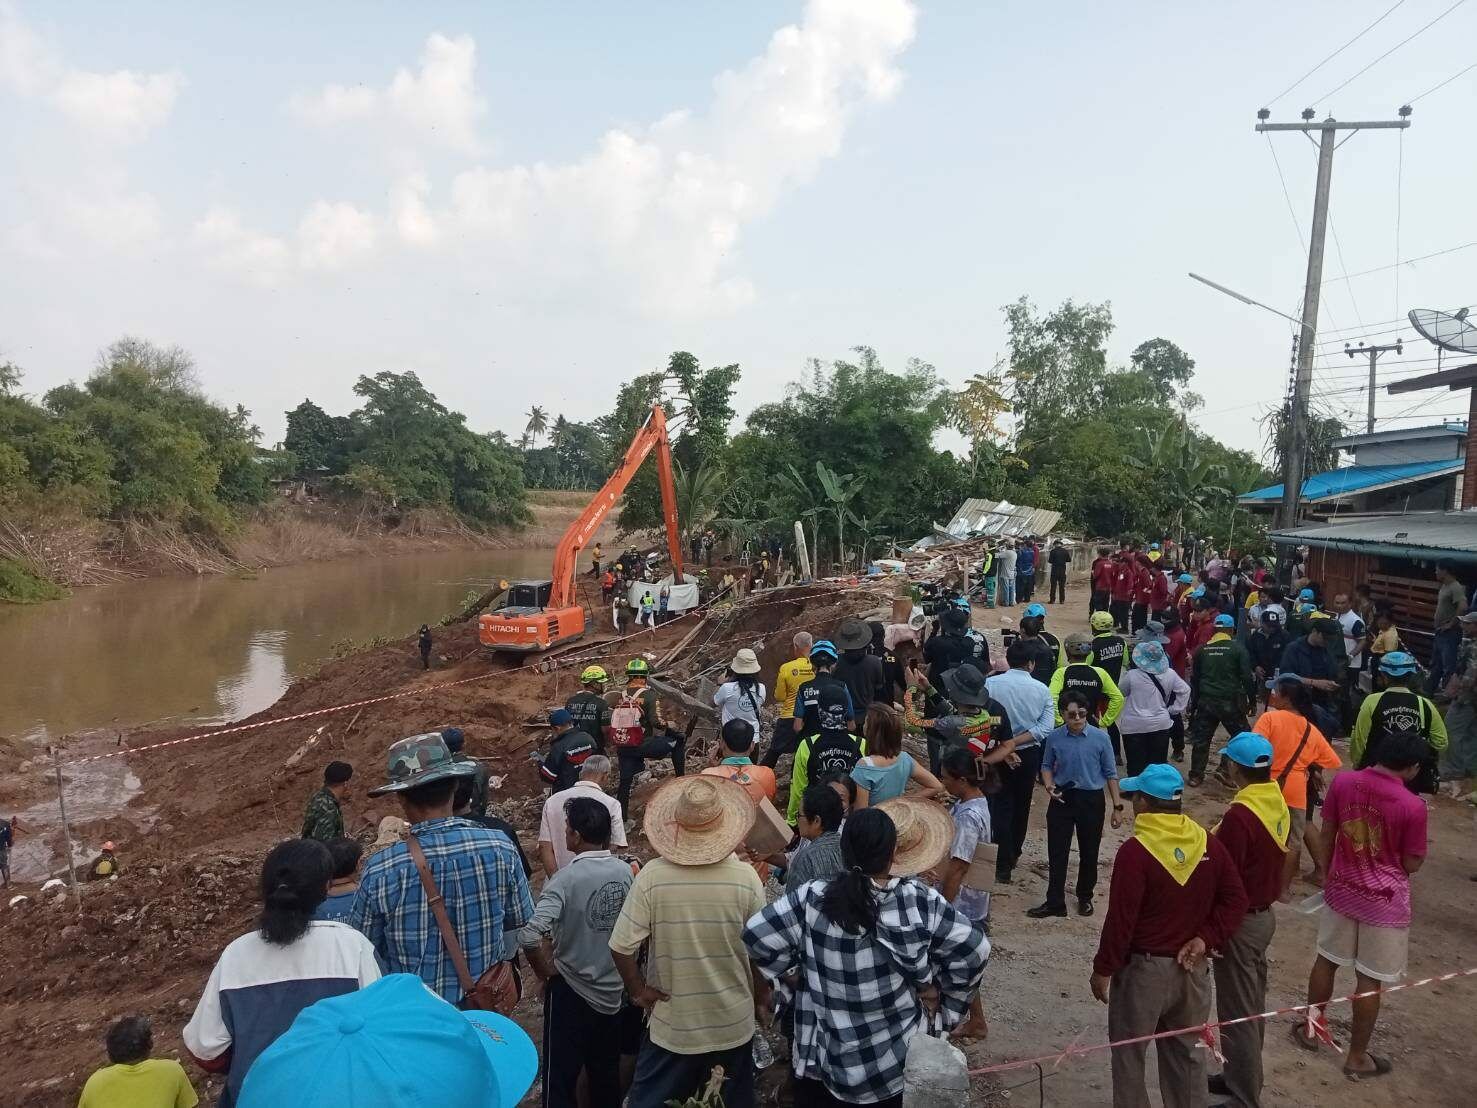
[606,691,648,749]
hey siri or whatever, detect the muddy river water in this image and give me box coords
[0,547,559,746]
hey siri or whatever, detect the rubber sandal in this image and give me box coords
[1343,1054,1393,1079]
[1289,1024,1322,1053]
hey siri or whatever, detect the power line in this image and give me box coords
[1312,0,1470,105]
[1318,240,1477,282]
[1264,0,1411,106]
[1409,59,1477,103]
[1265,135,1307,250]
[1329,218,1367,332]
[1395,127,1405,319]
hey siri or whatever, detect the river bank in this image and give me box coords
[0,488,600,600]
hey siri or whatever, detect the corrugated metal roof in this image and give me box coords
[1268,511,1477,560]
[1238,459,1462,504]
[939,498,1062,539]
[1332,423,1466,449]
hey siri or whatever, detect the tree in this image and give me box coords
[525,405,549,445]
[672,458,727,541]
[284,399,352,476]
[0,361,20,396]
[815,461,865,570]
[950,364,1012,480]
[1260,402,1347,478]
[1003,296,1114,447]
[1128,419,1232,547]
[1128,339,1196,403]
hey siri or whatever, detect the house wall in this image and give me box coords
[1301,544,1460,664]
[1359,476,1458,513]
[1352,437,1463,466]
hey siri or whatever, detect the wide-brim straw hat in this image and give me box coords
[877,797,954,877]
[643,775,756,866]
[729,648,761,675]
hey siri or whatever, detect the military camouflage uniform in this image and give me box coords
[301,786,344,841]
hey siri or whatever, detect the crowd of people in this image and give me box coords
[71,534,1466,1108]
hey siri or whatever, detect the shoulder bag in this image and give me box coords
[406,833,520,1014]
[1275,721,1312,789]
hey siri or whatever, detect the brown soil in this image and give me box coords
[0,578,885,1105]
[6,574,1474,1106]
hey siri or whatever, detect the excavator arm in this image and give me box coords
[548,403,686,609]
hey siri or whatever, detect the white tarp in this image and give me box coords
[625,575,700,613]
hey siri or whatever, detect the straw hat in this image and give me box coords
[372,816,408,852]
[729,648,761,675]
[876,797,953,877]
[643,775,756,866]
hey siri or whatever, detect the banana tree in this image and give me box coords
[777,463,828,567]
[672,457,727,543]
[1129,420,1231,549]
[815,461,864,571]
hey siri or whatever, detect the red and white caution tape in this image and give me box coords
[966,966,1477,1077]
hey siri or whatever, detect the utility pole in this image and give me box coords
[1256,107,1411,530]
[1345,339,1404,433]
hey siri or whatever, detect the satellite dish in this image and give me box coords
[1408,308,1477,354]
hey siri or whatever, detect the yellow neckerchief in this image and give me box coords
[1132,813,1208,885]
[1208,631,1232,644]
[1229,781,1291,850]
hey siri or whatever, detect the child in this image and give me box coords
[313,837,363,922]
[938,746,996,1041]
[78,1016,198,1108]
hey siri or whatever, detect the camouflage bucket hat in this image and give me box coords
[368,732,478,797]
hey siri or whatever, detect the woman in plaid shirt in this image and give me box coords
[743,807,989,1107]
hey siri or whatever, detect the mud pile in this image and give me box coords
[0,580,886,1105]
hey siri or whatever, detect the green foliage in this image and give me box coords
[672,457,727,538]
[284,399,352,475]
[0,557,67,603]
[1260,400,1347,477]
[520,418,609,489]
[1003,296,1114,447]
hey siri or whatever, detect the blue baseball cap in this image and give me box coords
[1213,613,1235,628]
[1297,587,1315,601]
[810,639,839,660]
[1223,732,1274,768]
[1151,543,1160,550]
[549,708,573,726]
[1265,671,1305,689]
[1177,573,1193,584]
[238,974,537,1108]
[1118,763,1184,801]
[1379,650,1418,675]
[1189,586,1206,598]
[1023,602,1047,618]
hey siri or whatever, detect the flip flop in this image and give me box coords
[1343,1054,1393,1079]
[1289,1023,1322,1053]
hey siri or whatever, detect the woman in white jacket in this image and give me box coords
[1116,640,1191,775]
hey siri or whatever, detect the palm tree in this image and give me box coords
[672,458,727,541]
[524,405,549,445]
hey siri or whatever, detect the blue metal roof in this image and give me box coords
[1239,458,1463,504]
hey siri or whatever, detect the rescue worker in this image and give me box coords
[1090,764,1248,1108]
[539,708,599,793]
[1209,733,1291,1108]
[1089,610,1129,764]
[762,632,815,769]
[417,624,433,670]
[88,841,120,881]
[606,657,684,818]
[1048,633,1125,729]
[786,640,862,822]
[1187,613,1253,787]
[565,666,613,749]
[1350,651,1447,794]
[979,544,997,609]
[442,728,490,819]
[1016,602,1063,686]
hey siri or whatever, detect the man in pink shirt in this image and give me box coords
[1295,733,1428,1079]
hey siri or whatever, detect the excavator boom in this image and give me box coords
[479,403,687,652]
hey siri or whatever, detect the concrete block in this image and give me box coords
[902,1029,970,1108]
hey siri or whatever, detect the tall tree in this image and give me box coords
[1128,338,1197,402]
[524,405,549,444]
[284,399,351,475]
[950,364,1011,480]
[1003,296,1114,448]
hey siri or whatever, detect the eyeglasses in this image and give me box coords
[1063,708,1088,719]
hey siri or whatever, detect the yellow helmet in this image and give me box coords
[626,658,650,676]
[580,665,609,684]
[1089,611,1116,633]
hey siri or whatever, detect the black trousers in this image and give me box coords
[1090,588,1109,614]
[542,976,624,1108]
[796,1076,901,1108]
[1109,599,1132,632]
[760,722,798,768]
[1130,602,1149,633]
[987,745,1041,879]
[1123,728,1171,777]
[1169,713,1185,757]
[616,732,686,816]
[1019,572,1035,601]
[1050,573,1067,603]
[628,1034,754,1108]
[1188,702,1249,778]
[1045,788,1106,908]
[1106,720,1123,762]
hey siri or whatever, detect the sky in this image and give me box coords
[2,0,1475,459]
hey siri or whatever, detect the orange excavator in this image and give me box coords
[479,403,687,653]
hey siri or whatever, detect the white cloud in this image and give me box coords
[297,201,377,270]
[391,173,440,246]
[60,187,162,248]
[193,207,292,284]
[0,4,182,143]
[292,32,485,153]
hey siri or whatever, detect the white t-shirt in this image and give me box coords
[538,781,627,872]
[1337,609,1367,667]
[713,680,767,728]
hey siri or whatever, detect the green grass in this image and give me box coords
[0,558,67,603]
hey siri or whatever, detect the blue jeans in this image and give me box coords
[1431,627,1461,692]
[1001,576,1016,606]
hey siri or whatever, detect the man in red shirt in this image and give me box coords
[1109,545,1138,634]
[1090,546,1115,616]
[1091,763,1247,1108]
[1131,555,1155,634]
[1209,734,1290,1107]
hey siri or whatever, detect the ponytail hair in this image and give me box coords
[819,808,896,934]
[258,838,332,946]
